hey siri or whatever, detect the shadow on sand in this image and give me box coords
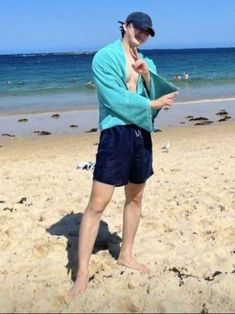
[47,212,122,281]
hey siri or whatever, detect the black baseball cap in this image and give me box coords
[118,12,155,37]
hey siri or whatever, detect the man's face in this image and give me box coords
[124,23,150,46]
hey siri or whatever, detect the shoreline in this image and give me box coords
[1,95,235,117]
[0,98,234,141]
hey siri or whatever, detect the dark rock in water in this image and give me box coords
[216,109,228,116]
[189,117,209,121]
[70,124,79,128]
[2,133,15,137]
[218,116,231,122]
[51,113,60,119]
[186,115,194,119]
[154,129,162,133]
[180,122,186,124]
[85,127,98,133]
[33,130,51,135]
[18,118,28,123]
[194,120,214,126]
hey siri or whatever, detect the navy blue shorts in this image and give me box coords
[93,125,153,186]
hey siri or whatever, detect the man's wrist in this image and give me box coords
[142,71,150,81]
[143,71,150,91]
[150,99,162,109]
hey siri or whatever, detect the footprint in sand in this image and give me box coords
[0,231,10,251]
[32,241,50,258]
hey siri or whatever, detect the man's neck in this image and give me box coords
[121,37,138,56]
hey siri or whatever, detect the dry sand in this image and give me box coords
[0,122,235,313]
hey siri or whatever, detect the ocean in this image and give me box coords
[1,47,235,115]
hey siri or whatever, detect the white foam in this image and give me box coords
[176,97,235,105]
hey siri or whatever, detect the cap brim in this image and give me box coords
[118,20,155,36]
[131,21,155,37]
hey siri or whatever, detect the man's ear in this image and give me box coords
[123,22,128,32]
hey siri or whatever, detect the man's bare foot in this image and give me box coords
[68,273,88,297]
[117,256,150,274]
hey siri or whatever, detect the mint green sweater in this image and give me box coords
[92,39,161,132]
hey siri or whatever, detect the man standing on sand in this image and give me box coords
[69,12,178,296]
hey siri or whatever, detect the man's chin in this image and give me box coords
[135,37,144,45]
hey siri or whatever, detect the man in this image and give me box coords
[69,11,178,296]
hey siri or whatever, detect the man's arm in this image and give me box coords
[92,50,154,132]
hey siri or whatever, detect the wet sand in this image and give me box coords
[0,99,234,140]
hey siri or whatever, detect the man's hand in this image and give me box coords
[150,91,179,110]
[130,47,150,86]
[130,48,149,76]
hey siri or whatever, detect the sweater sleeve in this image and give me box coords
[92,50,154,132]
[144,57,161,119]
[145,57,178,120]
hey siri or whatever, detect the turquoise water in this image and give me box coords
[0,48,235,114]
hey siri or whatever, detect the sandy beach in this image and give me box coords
[0,119,235,313]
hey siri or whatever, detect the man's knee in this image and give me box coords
[125,183,145,204]
[87,196,110,215]
[88,180,114,214]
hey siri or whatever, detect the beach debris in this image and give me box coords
[3,207,17,212]
[169,266,196,286]
[188,116,209,121]
[153,128,162,133]
[127,278,137,289]
[17,197,27,204]
[77,161,95,170]
[194,120,214,126]
[33,130,51,135]
[161,141,170,153]
[219,204,225,211]
[51,113,60,119]
[186,116,215,126]
[18,118,28,123]
[218,116,231,122]
[200,303,209,314]
[85,127,98,133]
[0,200,6,203]
[2,133,15,137]
[70,124,79,128]
[216,109,228,116]
[204,270,222,281]
[39,215,45,222]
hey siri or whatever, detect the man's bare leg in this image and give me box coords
[117,182,150,274]
[69,180,115,297]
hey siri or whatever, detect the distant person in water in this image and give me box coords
[183,72,189,80]
[174,74,181,81]
[86,80,96,89]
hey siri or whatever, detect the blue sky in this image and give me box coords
[1,0,235,54]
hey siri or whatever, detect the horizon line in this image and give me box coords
[1,46,235,56]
